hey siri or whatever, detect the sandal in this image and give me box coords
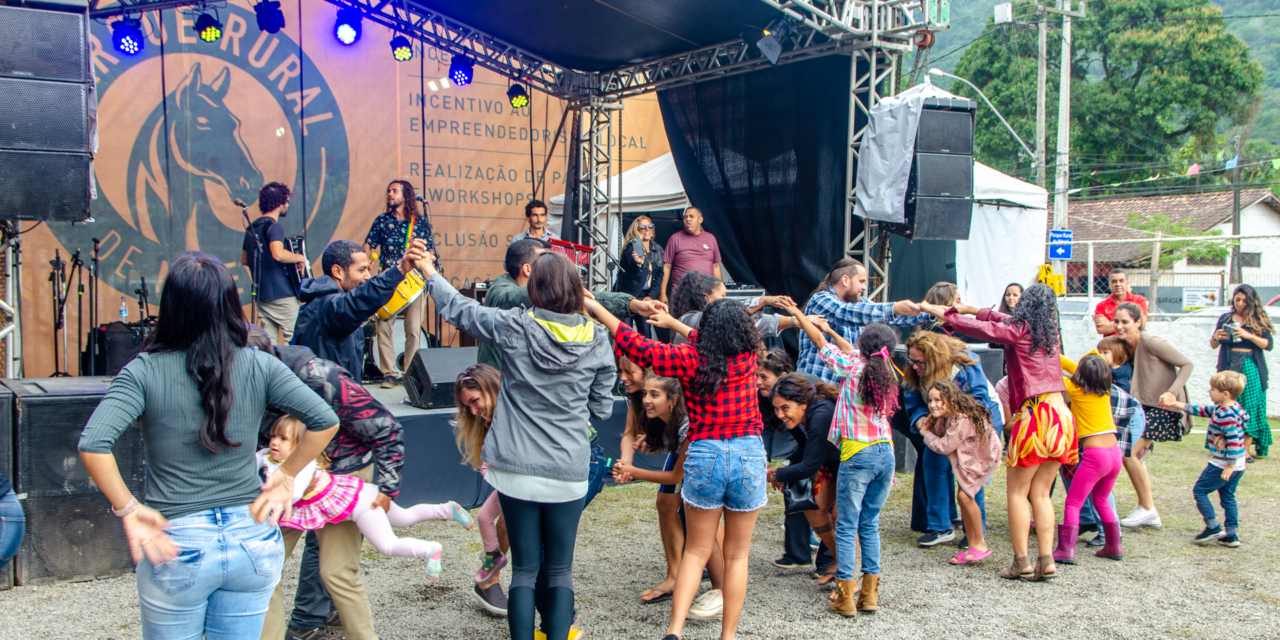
[998,555,1032,580]
[949,548,992,565]
[1024,554,1057,582]
[641,590,673,604]
[816,567,838,585]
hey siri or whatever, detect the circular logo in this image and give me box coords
[52,7,349,305]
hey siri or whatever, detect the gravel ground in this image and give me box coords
[2,438,1277,640]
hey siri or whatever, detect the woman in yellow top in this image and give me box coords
[1053,354,1125,564]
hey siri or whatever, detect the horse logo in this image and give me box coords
[53,6,348,304]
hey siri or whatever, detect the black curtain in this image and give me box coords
[658,55,853,300]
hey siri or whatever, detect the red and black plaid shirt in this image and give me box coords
[613,323,762,441]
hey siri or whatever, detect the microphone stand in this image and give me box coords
[89,238,100,375]
[73,250,84,376]
[242,201,262,324]
[135,276,153,345]
[416,195,444,347]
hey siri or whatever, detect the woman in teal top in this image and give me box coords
[79,253,339,640]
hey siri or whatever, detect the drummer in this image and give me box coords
[364,180,439,389]
[292,237,431,382]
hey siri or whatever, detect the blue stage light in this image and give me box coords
[449,54,474,86]
[112,17,145,56]
[335,8,362,45]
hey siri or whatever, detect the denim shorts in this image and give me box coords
[681,436,767,512]
[0,491,25,568]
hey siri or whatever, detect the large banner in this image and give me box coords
[19,0,669,377]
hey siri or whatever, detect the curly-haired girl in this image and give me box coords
[919,380,1001,566]
[787,306,897,617]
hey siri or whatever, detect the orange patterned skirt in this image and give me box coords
[1006,393,1078,468]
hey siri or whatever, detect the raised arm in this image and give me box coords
[787,304,828,349]
[421,261,509,345]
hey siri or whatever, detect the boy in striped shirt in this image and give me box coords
[1160,370,1249,548]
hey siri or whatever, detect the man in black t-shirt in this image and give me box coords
[242,182,308,344]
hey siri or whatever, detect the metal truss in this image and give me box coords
[90,0,206,18]
[844,46,901,302]
[574,102,619,290]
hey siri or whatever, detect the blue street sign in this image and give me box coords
[1048,229,1073,260]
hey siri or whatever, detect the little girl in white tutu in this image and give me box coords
[257,415,475,580]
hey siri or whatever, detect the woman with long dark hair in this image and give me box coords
[919,283,1076,582]
[767,374,841,584]
[669,272,804,345]
[78,253,339,638]
[420,252,615,640]
[1112,301,1193,529]
[998,283,1024,314]
[589,296,766,640]
[1211,284,1273,459]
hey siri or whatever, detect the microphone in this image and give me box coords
[414,194,425,202]
[234,199,248,208]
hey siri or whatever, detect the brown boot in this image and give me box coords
[856,574,879,614]
[828,578,858,617]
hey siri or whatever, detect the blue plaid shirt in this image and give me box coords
[798,288,928,385]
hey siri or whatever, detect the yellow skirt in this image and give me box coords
[1006,392,1078,468]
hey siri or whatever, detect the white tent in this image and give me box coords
[956,162,1049,309]
[550,152,1047,307]
[549,152,690,218]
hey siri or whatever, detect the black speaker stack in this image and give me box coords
[0,4,93,222]
[404,347,478,409]
[1,377,143,588]
[884,96,977,241]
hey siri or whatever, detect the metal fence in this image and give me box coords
[1049,233,1280,319]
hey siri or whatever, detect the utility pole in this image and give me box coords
[1049,0,1082,275]
[1230,135,1242,284]
[1035,4,1047,189]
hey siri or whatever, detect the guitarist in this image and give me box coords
[363,180,438,389]
[241,181,307,344]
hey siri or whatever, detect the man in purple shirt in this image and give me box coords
[660,207,722,304]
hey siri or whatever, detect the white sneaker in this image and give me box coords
[687,589,724,620]
[1120,506,1161,529]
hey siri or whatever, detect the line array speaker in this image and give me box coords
[404,347,478,409]
[885,96,976,241]
[3,377,144,585]
[0,4,92,223]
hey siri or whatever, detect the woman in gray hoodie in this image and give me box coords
[418,251,615,640]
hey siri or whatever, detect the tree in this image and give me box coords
[1126,210,1231,310]
[950,0,1263,192]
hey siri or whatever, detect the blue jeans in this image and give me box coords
[582,444,609,510]
[922,448,986,533]
[682,436,768,512]
[835,443,894,579]
[135,505,284,640]
[0,491,25,569]
[1193,465,1244,534]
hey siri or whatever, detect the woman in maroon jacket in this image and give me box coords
[919,284,1077,582]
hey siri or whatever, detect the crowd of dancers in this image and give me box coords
[69,223,1270,640]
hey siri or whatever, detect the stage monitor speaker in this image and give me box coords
[910,153,973,199]
[0,150,91,222]
[3,377,143,585]
[404,347,478,409]
[0,6,90,83]
[0,78,90,153]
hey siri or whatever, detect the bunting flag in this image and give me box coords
[1187,163,1200,176]
[1225,155,1239,170]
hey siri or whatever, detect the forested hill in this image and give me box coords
[926,0,1280,144]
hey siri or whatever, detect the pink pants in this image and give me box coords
[478,490,503,553]
[348,485,450,558]
[1063,445,1123,527]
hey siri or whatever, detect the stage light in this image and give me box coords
[756,16,795,65]
[112,17,145,55]
[449,54,474,86]
[254,0,285,34]
[195,12,222,43]
[507,84,529,109]
[390,35,413,61]
[334,8,362,45]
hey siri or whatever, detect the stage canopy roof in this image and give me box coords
[549,152,690,216]
[415,0,785,71]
